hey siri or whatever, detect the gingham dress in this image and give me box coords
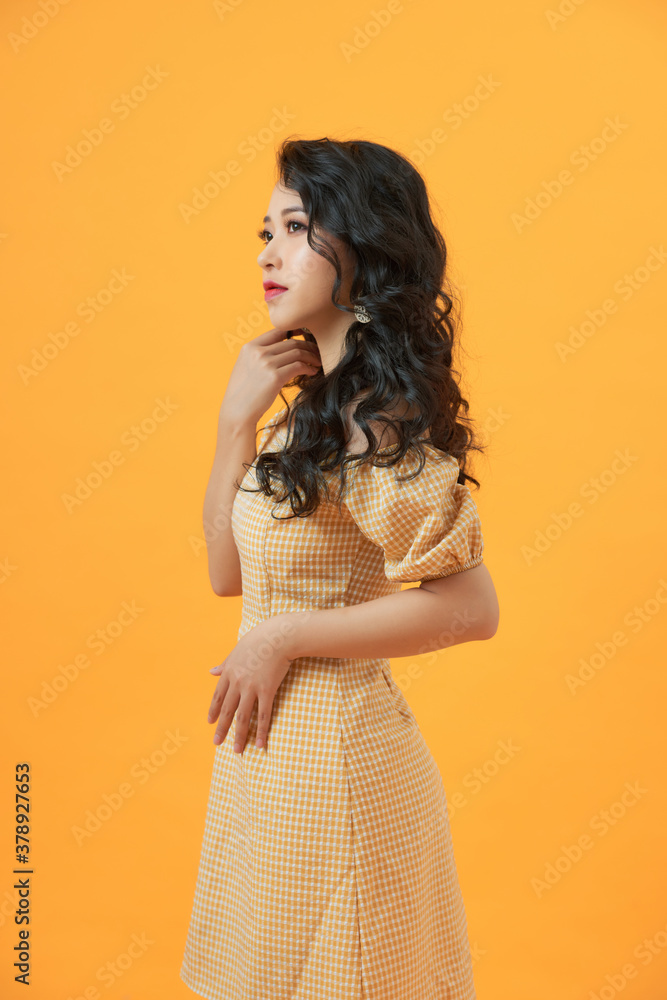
[180,406,484,1000]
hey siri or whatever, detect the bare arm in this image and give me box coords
[280,562,499,661]
[202,413,257,597]
[202,327,322,597]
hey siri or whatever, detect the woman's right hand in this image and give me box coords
[219,327,322,428]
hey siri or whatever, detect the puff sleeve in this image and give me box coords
[342,445,484,584]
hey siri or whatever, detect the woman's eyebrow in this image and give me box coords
[262,206,306,223]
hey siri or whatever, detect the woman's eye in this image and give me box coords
[256,220,306,244]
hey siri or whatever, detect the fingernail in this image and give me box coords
[233,743,242,753]
[255,738,263,748]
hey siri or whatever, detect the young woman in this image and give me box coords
[180,136,499,1000]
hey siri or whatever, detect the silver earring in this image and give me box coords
[354,305,372,323]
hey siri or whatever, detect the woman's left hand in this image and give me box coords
[207,616,294,753]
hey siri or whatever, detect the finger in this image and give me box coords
[269,344,321,369]
[231,694,256,755]
[254,693,274,749]
[208,676,229,725]
[304,340,321,356]
[277,351,322,372]
[213,692,239,746]
[280,347,322,372]
[209,664,223,675]
[254,327,297,346]
[290,339,321,358]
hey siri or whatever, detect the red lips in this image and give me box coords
[263,281,288,291]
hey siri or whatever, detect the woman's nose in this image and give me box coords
[258,240,280,268]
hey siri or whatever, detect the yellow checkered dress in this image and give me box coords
[180,406,483,1000]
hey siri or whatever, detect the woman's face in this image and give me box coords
[257,182,356,334]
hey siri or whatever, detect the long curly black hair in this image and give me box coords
[240,136,485,520]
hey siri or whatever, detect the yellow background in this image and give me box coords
[2,0,666,997]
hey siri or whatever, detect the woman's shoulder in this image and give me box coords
[342,392,434,456]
